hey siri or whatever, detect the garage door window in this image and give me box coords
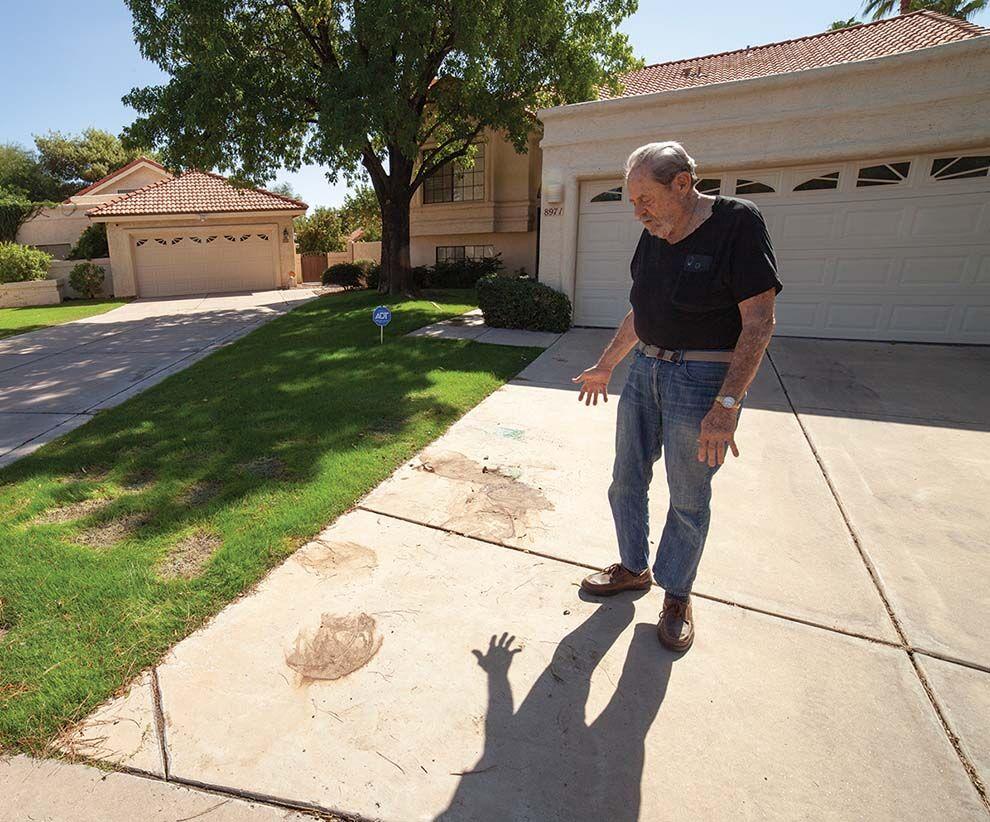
[856,162,910,187]
[794,172,840,191]
[696,178,721,195]
[590,186,623,203]
[930,156,990,181]
[735,179,775,195]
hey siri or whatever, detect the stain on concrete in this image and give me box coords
[295,540,377,578]
[285,613,383,682]
[32,497,108,524]
[416,451,552,541]
[157,529,223,580]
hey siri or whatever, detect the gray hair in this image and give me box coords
[624,141,698,185]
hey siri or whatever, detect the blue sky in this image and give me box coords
[4,2,987,209]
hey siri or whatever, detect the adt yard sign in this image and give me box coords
[372,305,392,343]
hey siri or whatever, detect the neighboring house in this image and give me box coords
[410,127,542,274]
[15,157,171,259]
[86,170,307,298]
[536,11,990,344]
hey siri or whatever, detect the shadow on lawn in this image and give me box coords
[437,595,673,822]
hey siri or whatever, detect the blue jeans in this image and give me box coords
[608,349,738,599]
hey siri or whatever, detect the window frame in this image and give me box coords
[435,245,495,264]
[422,144,487,205]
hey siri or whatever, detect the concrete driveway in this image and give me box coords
[0,288,322,468]
[15,332,989,821]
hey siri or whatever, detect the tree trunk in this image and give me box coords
[379,197,414,296]
[899,0,911,13]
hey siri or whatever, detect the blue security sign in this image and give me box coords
[372,306,392,327]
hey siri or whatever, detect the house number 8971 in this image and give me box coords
[543,207,563,217]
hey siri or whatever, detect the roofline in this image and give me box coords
[539,34,990,122]
[88,208,306,223]
[614,10,988,85]
[66,156,170,202]
[86,168,309,217]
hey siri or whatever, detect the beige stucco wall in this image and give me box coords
[99,212,301,297]
[536,37,990,302]
[410,127,542,273]
[411,231,537,274]
[0,279,61,307]
[16,163,172,255]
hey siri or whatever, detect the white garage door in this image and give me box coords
[132,226,279,298]
[573,151,990,343]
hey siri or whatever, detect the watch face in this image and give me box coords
[720,396,735,408]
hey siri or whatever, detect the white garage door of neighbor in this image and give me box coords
[573,150,990,344]
[132,227,279,298]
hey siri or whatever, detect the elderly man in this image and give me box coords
[573,141,781,652]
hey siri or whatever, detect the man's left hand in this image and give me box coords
[697,404,740,467]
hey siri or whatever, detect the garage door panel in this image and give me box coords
[833,257,894,286]
[889,304,955,335]
[910,198,986,238]
[132,228,277,297]
[899,255,968,287]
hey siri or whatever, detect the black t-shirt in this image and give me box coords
[629,196,782,350]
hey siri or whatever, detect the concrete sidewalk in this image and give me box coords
[0,288,322,468]
[14,332,990,821]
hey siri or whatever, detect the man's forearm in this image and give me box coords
[720,322,773,399]
[597,310,639,371]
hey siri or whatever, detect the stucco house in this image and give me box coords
[410,127,542,274]
[86,169,307,298]
[536,11,990,344]
[15,157,171,259]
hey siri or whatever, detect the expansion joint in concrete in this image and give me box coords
[149,667,171,780]
[766,350,990,815]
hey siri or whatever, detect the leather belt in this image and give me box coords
[637,342,734,363]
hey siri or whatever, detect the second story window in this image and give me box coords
[423,144,486,204]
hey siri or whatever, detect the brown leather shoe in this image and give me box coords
[581,563,651,596]
[657,594,694,652]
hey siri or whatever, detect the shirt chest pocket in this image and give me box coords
[672,254,735,312]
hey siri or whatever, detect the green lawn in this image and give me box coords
[0,299,129,340]
[0,289,542,753]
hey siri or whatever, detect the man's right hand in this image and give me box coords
[572,364,612,406]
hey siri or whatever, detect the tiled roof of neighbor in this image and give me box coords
[66,156,170,202]
[87,170,308,217]
[606,10,989,99]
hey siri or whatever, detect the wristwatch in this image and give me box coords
[715,395,740,410]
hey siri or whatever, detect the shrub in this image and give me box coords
[476,273,572,333]
[0,242,52,283]
[363,261,382,290]
[428,254,502,288]
[68,261,106,298]
[322,261,367,288]
[67,223,109,260]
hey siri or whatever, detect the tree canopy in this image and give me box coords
[122,0,639,293]
[860,0,987,19]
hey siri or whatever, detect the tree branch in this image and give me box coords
[279,0,330,65]
[411,124,485,192]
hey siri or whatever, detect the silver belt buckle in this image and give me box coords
[659,349,680,363]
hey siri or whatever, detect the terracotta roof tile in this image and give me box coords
[606,11,989,99]
[87,170,308,217]
[66,156,170,202]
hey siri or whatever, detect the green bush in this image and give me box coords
[476,273,572,333]
[68,261,106,298]
[67,223,109,260]
[0,242,52,283]
[428,254,502,288]
[322,261,366,288]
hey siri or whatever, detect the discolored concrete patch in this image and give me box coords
[157,529,224,580]
[75,512,150,549]
[32,496,109,524]
[285,612,383,681]
[415,450,553,541]
[362,380,896,642]
[293,539,377,578]
[78,510,982,821]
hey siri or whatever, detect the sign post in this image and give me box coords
[372,305,392,344]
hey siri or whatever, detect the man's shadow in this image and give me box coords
[435,593,675,821]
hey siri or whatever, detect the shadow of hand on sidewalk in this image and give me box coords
[436,595,674,821]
